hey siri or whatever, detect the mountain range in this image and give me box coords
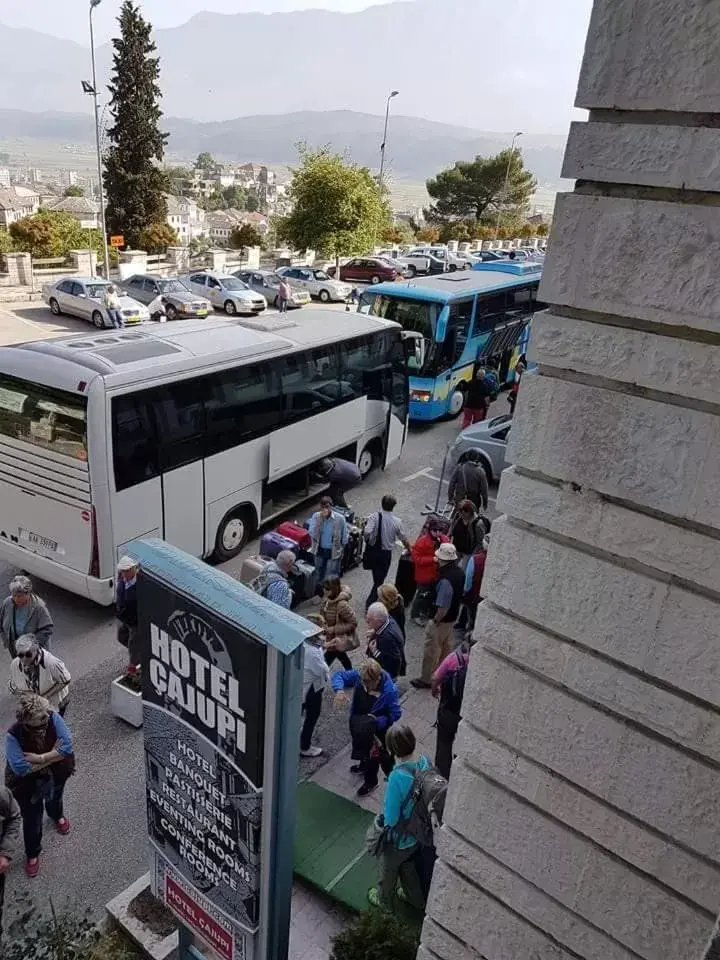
[0,0,592,130]
[0,108,567,184]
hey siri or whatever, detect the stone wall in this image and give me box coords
[420,2,720,959]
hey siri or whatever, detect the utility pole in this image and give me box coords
[495,131,523,240]
[87,0,111,279]
[378,90,399,188]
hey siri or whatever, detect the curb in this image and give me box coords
[106,872,178,960]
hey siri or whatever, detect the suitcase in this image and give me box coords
[240,555,273,586]
[341,525,364,573]
[288,559,318,604]
[394,552,417,606]
[259,531,299,559]
[275,521,312,551]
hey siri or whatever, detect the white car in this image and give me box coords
[42,276,149,329]
[183,271,267,315]
[406,246,470,271]
[277,266,353,303]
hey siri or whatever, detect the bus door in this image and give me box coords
[384,336,410,468]
[154,383,206,557]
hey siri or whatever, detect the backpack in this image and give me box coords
[395,762,448,848]
[250,567,286,598]
[440,650,467,715]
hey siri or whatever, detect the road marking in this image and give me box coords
[425,474,447,484]
[400,467,436,482]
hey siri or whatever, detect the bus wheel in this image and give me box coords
[358,443,378,478]
[214,506,254,561]
[448,387,466,418]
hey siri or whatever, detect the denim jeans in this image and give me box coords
[314,548,340,593]
[109,308,124,328]
[19,777,66,858]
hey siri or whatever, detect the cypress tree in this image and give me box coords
[104,0,168,248]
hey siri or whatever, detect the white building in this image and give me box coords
[165,194,205,245]
[46,195,100,229]
[0,186,40,229]
[61,170,79,187]
[0,169,10,188]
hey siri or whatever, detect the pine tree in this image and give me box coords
[104,0,168,248]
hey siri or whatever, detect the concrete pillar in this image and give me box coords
[209,249,226,273]
[242,246,261,269]
[446,240,459,253]
[69,249,98,276]
[166,246,189,275]
[117,249,148,280]
[421,3,720,960]
[4,252,31,285]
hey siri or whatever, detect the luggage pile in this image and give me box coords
[239,504,365,607]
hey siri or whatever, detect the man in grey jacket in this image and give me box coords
[0,577,54,658]
[0,787,20,937]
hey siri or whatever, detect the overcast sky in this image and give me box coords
[0,0,402,42]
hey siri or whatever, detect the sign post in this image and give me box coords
[130,539,307,960]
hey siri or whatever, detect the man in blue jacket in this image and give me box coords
[332,659,401,796]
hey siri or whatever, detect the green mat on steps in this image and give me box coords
[293,781,378,914]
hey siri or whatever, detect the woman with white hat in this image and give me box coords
[411,542,464,690]
[115,556,140,667]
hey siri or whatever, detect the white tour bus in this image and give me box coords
[0,310,409,605]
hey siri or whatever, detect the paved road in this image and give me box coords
[0,299,498,923]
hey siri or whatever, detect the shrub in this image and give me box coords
[330,908,420,960]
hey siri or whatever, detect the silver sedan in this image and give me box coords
[446,414,512,482]
[42,276,149,328]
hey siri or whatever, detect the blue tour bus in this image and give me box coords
[358,261,544,421]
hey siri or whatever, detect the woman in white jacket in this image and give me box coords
[8,635,71,715]
[300,615,330,758]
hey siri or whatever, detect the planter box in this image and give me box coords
[111,675,143,728]
[106,873,178,960]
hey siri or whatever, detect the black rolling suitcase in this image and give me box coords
[341,524,364,573]
[395,551,416,605]
[288,559,319,606]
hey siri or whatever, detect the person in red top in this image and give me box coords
[409,518,449,626]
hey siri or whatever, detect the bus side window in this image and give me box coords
[112,394,159,491]
[205,362,281,453]
[152,380,207,472]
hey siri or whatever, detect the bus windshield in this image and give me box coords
[364,293,437,339]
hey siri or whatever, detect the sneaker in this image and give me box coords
[350,764,365,774]
[411,617,427,627]
[410,678,432,690]
[367,887,381,907]
[397,884,409,903]
[300,746,323,758]
[55,817,71,835]
[25,857,40,878]
[357,782,378,797]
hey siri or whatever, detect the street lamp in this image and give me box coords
[378,90,399,188]
[495,131,523,240]
[84,0,111,279]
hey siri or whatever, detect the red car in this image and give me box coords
[331,257,399,284]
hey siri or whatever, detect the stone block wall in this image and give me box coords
[420,2,720,958]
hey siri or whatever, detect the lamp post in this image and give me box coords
[378,90,399,188]
[495,131,523,240]
[85,0,111,279]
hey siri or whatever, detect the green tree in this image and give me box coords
[229,223,263,252]
[279,145,389,265]
[222,185,248,209]
[9,210,102,259]
[104,1,169,249]
[330,908,419,960]
[244,189,260,213]
[63,185,85,198]
[426,148,536,224]
[416,225,440,243]
[195,152,215,173]
[165,165,192,180]
[139,221,179,253]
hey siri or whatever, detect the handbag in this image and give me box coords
[362,511,383,570]
[365,814,389,857]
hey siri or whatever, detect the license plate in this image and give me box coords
[196,310,208,317]
[126,316,140,323]
[20,529,58,552]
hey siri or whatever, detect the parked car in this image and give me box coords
[446,414,512,482]
[182,271,266,315]
[42,276,149,329]
[235,269,310,309]
[327,257,399,284]
[119,274,211,320]
[467,250,506,262]
[407,245,469,271]
[276,266,352,303]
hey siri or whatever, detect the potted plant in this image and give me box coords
[110,663,143,728]
[331,908,420,960]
